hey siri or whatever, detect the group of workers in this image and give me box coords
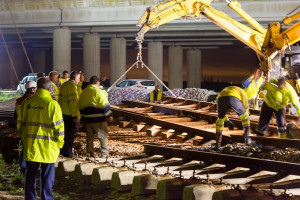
[15,70,112,200]
[215,69,300,150]
[12,67,300,199]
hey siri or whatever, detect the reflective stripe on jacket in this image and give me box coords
[261,79,300,116]
[217,86,249,113]
[150,91,163,103]
[17,89,64,163]
[58,80,79,117]
[78,84,112,123]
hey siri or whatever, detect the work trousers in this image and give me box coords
[85,121,109,157]
[19,141,26,174]
[256,102,286,137]
[60,115,77,157]
[216,96,250,144]
[25,161,55,200]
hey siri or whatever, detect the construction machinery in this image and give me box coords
[136,0,300,80]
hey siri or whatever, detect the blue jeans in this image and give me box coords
[25,161,55,200]
[256,102,286,135]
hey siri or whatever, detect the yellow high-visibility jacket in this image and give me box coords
[244,77,264,100]
[78,84,112,123]
[58,80,79,117]
[77,81,83,95]
[51,81,59,100]
[261,79,300,116]
[217,86,249,112]
[17,89,64,163]
[59,78,69,86]
[149,91,163,103]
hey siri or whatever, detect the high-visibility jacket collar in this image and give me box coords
[87,84,98,89]
[36,88,52,99]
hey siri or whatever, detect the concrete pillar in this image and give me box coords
[110,38,126,85]
[32,50,46,73]
[53,27,71,74]
[187,49,201,88]
[168,46,183,89]
[83,33,100,80]
[148,42,163,89]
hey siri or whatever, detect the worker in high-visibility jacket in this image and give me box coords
[215,72,264,150]
[78,76,113,158]
[14,80,37,174]
[149,85,163,103]
[255,77,300,138]
[59,70,70,86]
[77,72,85,95]
[49,71,59,100]
[58,71,80,157]
[17,77,64,200]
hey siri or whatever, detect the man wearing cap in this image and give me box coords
[15,80,37,174]
[149,85,163,103]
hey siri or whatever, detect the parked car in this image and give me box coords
[16,74,37,93]
[108,79,156,93]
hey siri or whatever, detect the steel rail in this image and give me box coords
[162,96,299,121]
[111,106,231,143]
[144,144,300,176]
[122,100,280,133]
[112,102,300,149]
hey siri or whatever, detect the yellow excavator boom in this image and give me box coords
[136,0,300,75]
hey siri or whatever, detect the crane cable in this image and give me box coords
[0,30,20,82]
[108,43,177,98]
[5,0,34,73]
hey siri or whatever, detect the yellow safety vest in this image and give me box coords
[150,91,163,103]
[261,79,300,116]
[217,86,249,112]
[17,89,64,163]
[59,78,69,86]
[77,81,83,95]
[58,80,79,117]
[51,81,59,100]
[78,84,111,123]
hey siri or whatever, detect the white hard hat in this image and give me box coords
[25,81,37,89]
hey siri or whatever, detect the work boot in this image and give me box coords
[254,128,265,137]
[215,132,222,151]
[214,143,221,151]
[225,120,234,130]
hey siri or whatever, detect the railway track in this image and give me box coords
[55,143,300,200]
[110,99,300,149]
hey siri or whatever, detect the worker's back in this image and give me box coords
[17,89,64,163]
[58,80,79,117]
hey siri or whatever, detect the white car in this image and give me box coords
[16,75,37,93]
[108,79,156,93]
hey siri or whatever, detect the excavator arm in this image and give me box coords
[136,0,300,75]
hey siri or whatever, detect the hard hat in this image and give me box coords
[25,81,37,89]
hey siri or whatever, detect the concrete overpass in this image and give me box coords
[0,0,299,88]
